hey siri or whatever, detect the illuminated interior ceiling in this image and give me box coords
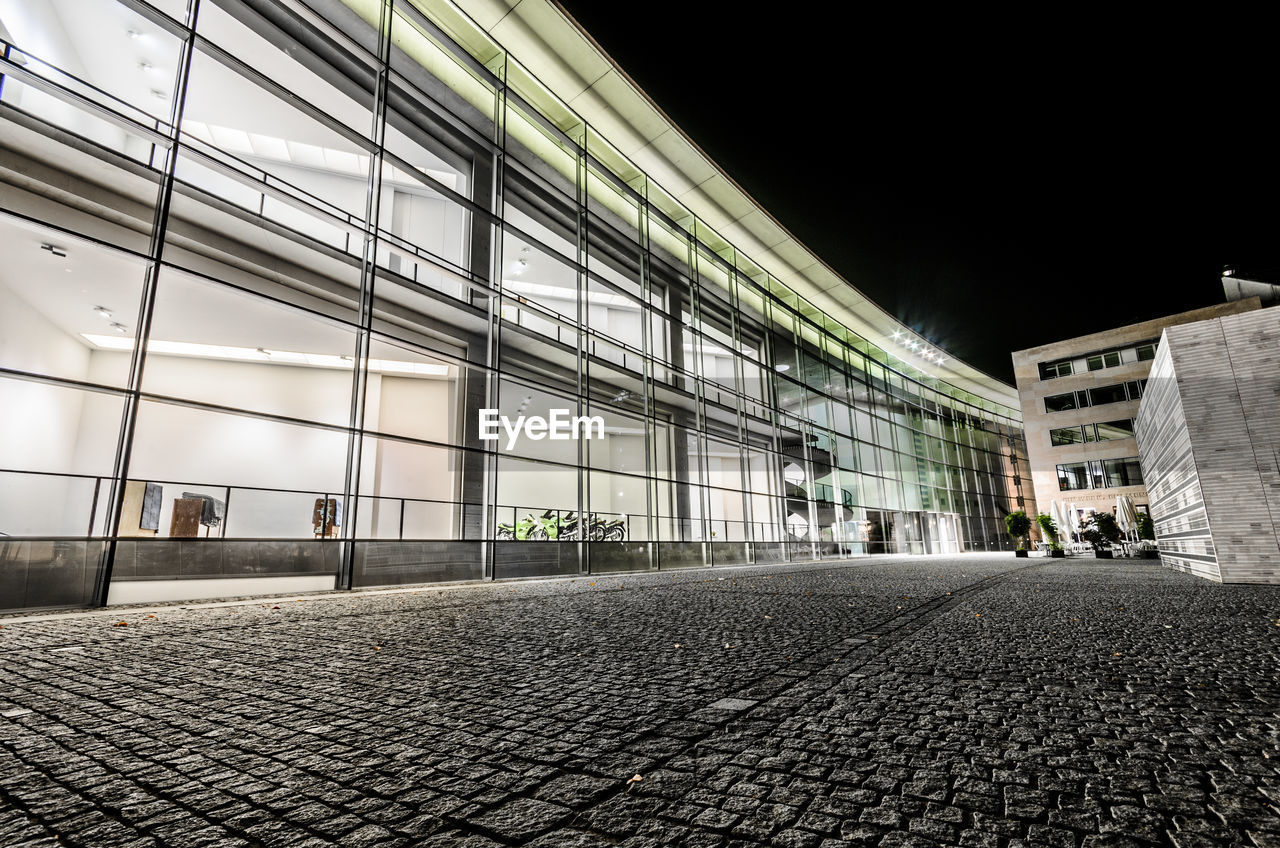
[342,0,1021,412]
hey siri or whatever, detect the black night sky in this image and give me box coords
[555,3,1276,384]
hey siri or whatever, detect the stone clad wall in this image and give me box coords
[1136,308,1280,583]
[1136,331,1219,580]
[1209,310,1280,581]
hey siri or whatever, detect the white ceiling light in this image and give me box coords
[109,323,129,333]
[80,335,449,376]
[94,306,113,318]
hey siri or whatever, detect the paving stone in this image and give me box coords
[532,773,616,808]
[464,797,572,840]
[0,558,1275,848]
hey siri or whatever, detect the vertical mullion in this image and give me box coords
[480,59,507,581]
[638,195,657,569]
[92,0,200,606]
[575,134,588,571]
[337,0,392,590]
[689,243,711,560]
[729,269,752,557]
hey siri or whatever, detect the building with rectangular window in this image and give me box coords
[1010,300,1260,530]
[0,0,1033,611]
[1135,306,1280,583]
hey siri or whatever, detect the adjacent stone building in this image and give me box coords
[1010,300,1261,530]
[1135,307,1280,583]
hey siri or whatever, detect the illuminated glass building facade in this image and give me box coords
[0,0,1030,610]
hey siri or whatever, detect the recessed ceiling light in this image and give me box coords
[151,89,168,100]
[40,243,67,258]
[138,61,153,73]
[127,29,142,39]
[94,306,112,318]
[110,323,129,333]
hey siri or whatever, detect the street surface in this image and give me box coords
[1,556,1278,846]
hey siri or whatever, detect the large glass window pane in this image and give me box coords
[0,377,124,536]
[356,436,459,539]
[361,336,460,442]
[143,268,359,426]
[495,456,578,528]
[1102,457,1144,488]
[127,401,348,539]
[0,218,148,388]
[0,1,181,160]
[1095,419,1135,441]
[492,379,581,464]
[180,37,375,234]
[387,0,499,140]
[11,0,185,114]
[1090,383,1128,406]
[588,469,646,541]
[1049,426,1085,446]
[501,221,579,327]
[1044,392,1077,412]
[1057,462,1088,491]
[198,0,378,138]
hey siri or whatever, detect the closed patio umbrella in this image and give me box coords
[1050,501,1069,545]
[1116,495,1138,542]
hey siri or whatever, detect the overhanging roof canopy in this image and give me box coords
[406,0,1022,413]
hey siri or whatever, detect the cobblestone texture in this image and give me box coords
[1,556,1278,846]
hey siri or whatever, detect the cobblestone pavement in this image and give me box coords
[2,556,1279,847]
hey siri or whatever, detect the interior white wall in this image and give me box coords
[101,350,357,427]
[0,281,91,383]
[497,458,578,517]
[107,574,335,605]
[0,284,96,535]
[55,352,451,539]
[384,188,470,300]
[365,375,455,538]
[390,188,466,265]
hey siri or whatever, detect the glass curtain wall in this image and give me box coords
[0,0,1028,610]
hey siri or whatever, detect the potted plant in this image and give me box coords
[1081,512,1121,558]
[1036,513,1065,557]
[1005,511,1033,557]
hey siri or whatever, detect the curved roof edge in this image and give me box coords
[451,0,1020,412]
